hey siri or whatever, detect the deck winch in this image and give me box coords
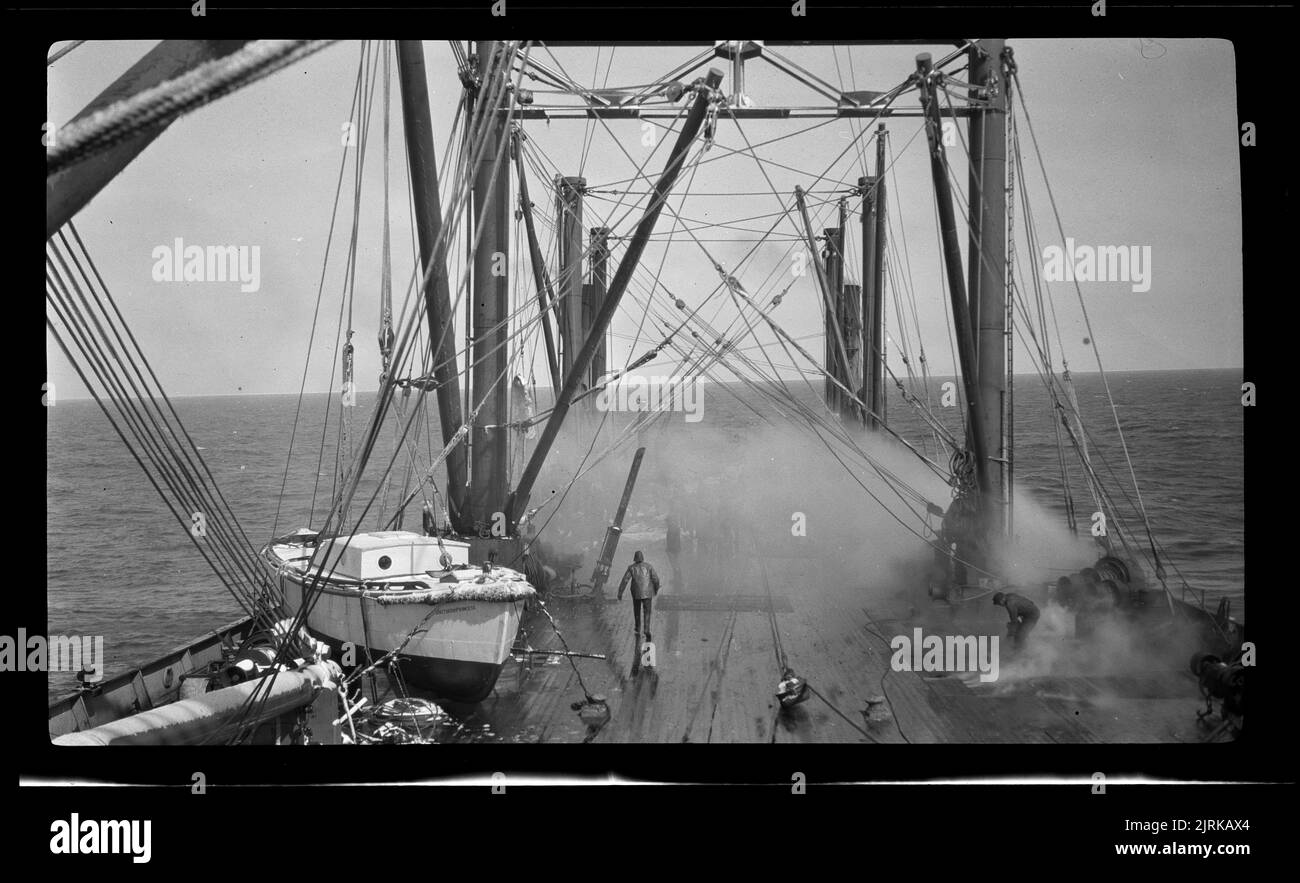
[572,693,610,728]
[776,667,810,709]
[1191,651,1247,738]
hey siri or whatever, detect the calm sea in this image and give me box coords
[45,368,1243,697]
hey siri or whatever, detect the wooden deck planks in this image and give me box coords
[371,547,1207,744]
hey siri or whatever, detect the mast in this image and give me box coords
[823,222,845,413]
[858,125,889,430]
[1004,61,1016,535]
[470,40,512,526]
[966,64,984,363]
[843,281,863,423]
[795,185,854,419]
[870,126,888,427]
[859,173,879,428]
[506,68,725,527]
[461,41,475,467]
[969,39,1009,536]
[586,226,611,391]
[915,52,992,504]
[513,128,563,394]
[395,40,471,532]
[556,175,587,388]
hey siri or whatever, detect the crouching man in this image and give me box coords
[993,591,1040,650]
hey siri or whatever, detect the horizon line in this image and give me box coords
[46,365,1246,403]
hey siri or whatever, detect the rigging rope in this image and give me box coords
[1011,68,1167,590]
[47,230,286,633]
[271,43,369,541]
[47,40,336,174]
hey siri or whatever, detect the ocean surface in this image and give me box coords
[45,368,1244,698]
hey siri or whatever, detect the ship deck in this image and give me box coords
[367,543,1211,744]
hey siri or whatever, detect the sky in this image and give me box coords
[46,38,1244,399]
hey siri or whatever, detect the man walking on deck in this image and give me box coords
[617,550,661,673]
[993,592,1040,650]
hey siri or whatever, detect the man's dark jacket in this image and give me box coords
[618,561,661,601]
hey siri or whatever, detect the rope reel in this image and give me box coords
[370,697,445,730]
